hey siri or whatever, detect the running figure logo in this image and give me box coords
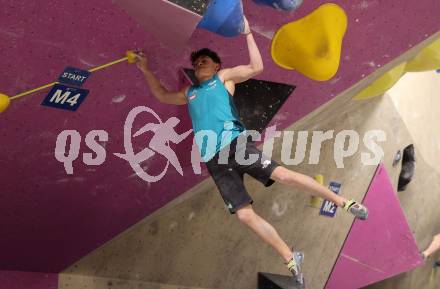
[114,106,192,182]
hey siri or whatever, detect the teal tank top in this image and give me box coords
[187,74,245,161]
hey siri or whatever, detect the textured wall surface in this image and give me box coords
[325,164,423,289]
[114,0,202,50]
[388,71,440,173]
[62,94,440,289]
[0,271,58,289]
[0,0,440,275]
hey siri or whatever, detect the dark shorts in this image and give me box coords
[205,134,280,214]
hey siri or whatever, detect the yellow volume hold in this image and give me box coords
[271,3,347,81]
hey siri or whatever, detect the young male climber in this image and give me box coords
[133,17,368,284]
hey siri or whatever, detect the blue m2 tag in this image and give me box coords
[319,181,342,217]
[41,84,89,111]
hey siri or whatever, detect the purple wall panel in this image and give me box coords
[325,164,423,289]
[0,0,439,273]
[0,271,58,289]
[114,0,201,51]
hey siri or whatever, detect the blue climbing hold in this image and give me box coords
[253,0,303,11]
[197,0,245,37]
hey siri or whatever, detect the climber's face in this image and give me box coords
[193,56,220,81]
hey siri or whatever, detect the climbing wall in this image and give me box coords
[325,164,423,289]
[0,271,57,289]
[0,0,440,286]
[114,0,204,50]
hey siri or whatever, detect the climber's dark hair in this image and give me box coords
[190,48,222,66]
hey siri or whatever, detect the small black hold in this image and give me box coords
[398,144,415,191]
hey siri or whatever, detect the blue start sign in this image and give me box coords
[320,182,342,217]
[41,84,89,111]
[58,67,90,87]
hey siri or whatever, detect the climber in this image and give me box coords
[133,17,368,284]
